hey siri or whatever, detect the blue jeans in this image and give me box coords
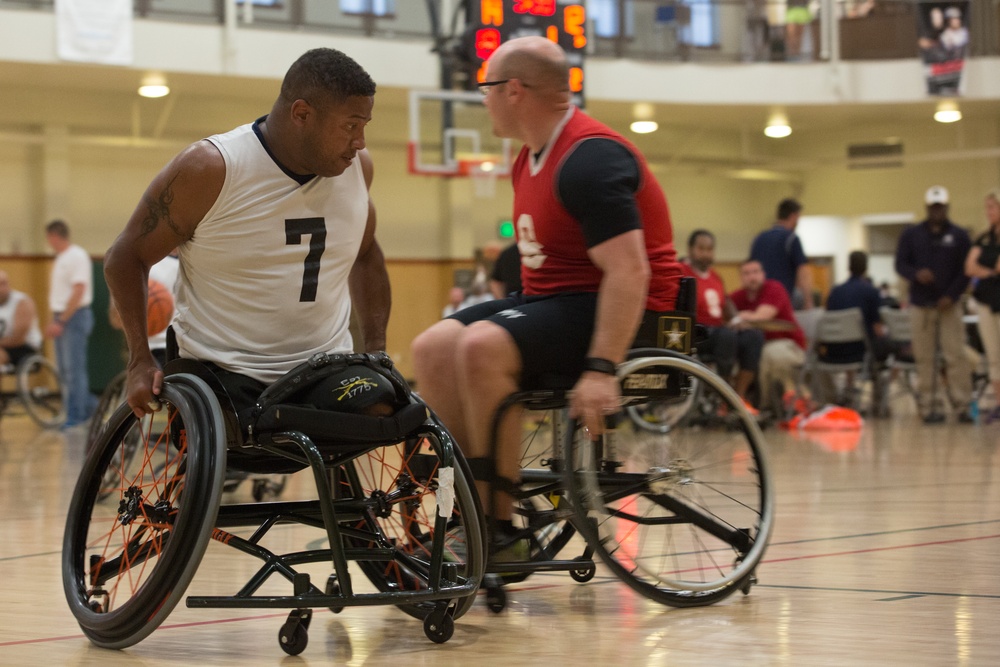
[55,306,95,425]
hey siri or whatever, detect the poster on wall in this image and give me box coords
[917,2,969,95]
[56,0,133,66]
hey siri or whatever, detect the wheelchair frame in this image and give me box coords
[63,367,486,655]
[478,348,775,612]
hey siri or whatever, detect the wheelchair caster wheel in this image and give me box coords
[423,612,454,644]
[325,574,344,614]
[741,571,758,596]
[278,609,311,656]
[485,584,507,613]
[569,557,596,583]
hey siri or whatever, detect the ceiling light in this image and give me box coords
[630,102,658,134]
[138,74,170,98]
[764,112,792,138]
[933,99,961,123]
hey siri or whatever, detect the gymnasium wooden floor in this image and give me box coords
[1,400,998,666]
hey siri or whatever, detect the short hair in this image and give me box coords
[848,250,868,278]
[740,258,762,269]
[687,229,715,249]
[45,219,70,238]
[777,198,802,220]
[280,48,376,107]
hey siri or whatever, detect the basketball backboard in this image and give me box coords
[408,89,513,178]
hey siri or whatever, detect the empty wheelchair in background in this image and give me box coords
[477,285,774,611]
[0,352,65,428]
[63,352,485,655]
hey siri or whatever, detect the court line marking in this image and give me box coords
[759,585,1000,600]
[761,532,1000,567]
[767,519,1000,547]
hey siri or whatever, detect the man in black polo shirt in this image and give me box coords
[894,185,973,423]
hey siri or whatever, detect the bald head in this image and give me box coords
[0,270,10,302]
[489,36,570,95]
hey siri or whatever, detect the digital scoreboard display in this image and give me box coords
[466,0,586,105]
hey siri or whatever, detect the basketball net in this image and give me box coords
[467,160,498,199]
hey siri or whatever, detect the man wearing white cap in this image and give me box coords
[894,185,974,423]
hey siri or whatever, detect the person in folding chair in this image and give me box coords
[819,251,884,405]
[103,47,393,420]
[410,36,684,557]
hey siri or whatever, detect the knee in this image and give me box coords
[411,321,463,380]
[456,322,519,382]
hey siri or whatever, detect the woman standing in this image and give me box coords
[965,188,1000,422]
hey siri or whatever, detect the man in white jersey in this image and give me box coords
[44,220,96,428]
[0,270,42,368]
[104,48,390,418]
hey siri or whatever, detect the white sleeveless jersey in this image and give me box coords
[0,289,42,351]
[174,121,369,384]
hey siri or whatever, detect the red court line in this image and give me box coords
[0,612,292,648]
[760,532,1000,566]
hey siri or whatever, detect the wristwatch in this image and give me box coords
[583,357,617,375]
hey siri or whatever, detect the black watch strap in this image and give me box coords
[583,357,617,375]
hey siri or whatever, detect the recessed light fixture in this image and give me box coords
[630,102,658,134]
[764,112,792,138]
[138,73,170,98]
[933,99,961,123]
[630,120,659,134]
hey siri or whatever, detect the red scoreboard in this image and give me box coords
[467,0,586,105]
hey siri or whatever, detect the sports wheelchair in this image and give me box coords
[475,284,775,612]
[0,352,65,428]
[63,352,485,655]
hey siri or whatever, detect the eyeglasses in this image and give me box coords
[477,79,511,96]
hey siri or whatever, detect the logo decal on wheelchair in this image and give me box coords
[623,374,669,390]
[657,315,691,353]
[336,376,378,402]
[498,308,526,319]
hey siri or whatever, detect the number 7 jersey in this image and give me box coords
[174,118,368,384]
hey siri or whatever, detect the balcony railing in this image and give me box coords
[1,0,996,63]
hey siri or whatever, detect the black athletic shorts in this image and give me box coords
[449,292,669,389]
[2,344,37,367]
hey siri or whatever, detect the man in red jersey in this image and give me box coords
[729,259,806,412]
[412,36,682,547]
[681,229,763,406]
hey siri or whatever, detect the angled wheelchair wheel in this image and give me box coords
[17,354,66,428]
[62,374,226,649]
[338,428,485,621]
[566,354,774,607]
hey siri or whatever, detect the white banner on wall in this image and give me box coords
[56,0,133,66]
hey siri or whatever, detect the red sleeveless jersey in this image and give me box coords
[512,108,680,311]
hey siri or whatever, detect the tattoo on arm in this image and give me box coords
[140,174,184,238]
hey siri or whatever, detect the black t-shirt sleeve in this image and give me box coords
[556,138,643,248]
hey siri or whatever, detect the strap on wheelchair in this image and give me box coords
[465,456,521,496]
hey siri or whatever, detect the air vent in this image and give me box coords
[847,141,904,169]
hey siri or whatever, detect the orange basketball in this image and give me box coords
[147,279,174,336]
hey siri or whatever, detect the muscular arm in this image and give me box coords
[348,150,390,352]
[0,298,36,348]
[570,229,649,436]
[104,140,225,415]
